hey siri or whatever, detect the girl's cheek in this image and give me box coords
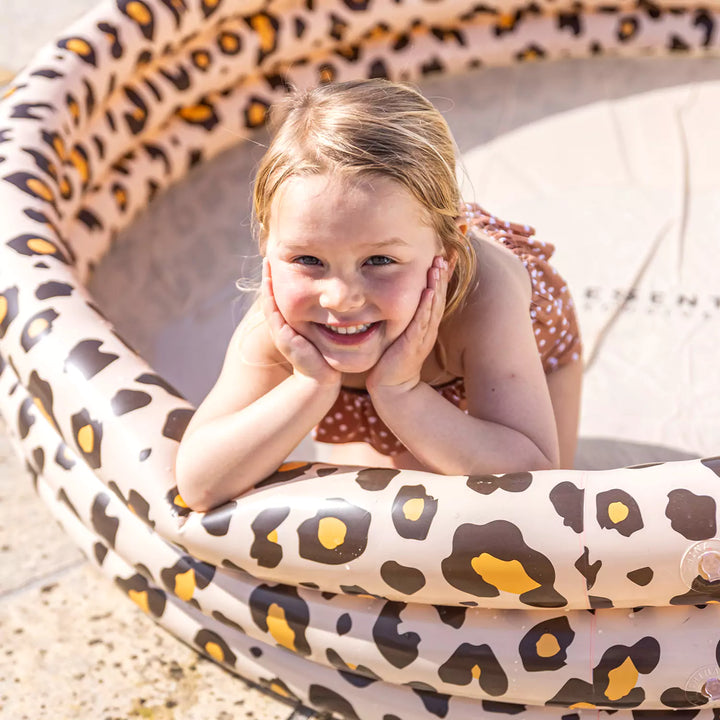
[271,268,315,319]
[374,271,425,309]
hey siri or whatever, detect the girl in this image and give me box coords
[175,79,583,512]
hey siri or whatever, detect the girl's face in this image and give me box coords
[264,173,442,379]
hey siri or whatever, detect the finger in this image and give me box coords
[261,264,289,337]
[408,286,436,340]
[262,259,275,299]
[425,257,449,330]
[427,259,445,313]
[438,256,451,301]
[261,274,278,322]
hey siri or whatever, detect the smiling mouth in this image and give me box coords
[316,322,379,343]
[324,323,372,335]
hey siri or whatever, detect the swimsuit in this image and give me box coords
[314,203,582,456]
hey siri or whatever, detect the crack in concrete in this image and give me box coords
[0,557,87,602]
[673,84,699,285]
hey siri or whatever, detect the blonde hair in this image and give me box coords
[252,79,477,317]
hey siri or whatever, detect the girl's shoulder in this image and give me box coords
[473,232,533,303]
[439,235,533,367]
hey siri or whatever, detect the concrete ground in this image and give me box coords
[2,1,720,719]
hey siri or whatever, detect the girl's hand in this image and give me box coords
[366,256,450,395]
[262,260,341,387]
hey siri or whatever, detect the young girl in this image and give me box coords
[175,79,583,512]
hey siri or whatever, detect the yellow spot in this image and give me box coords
[26,178,53,201]
[114,187,127,206]
[174,568,196,602]
[179,104,213,122]
[605,656,638,701]
[267,529,278,544]
[70,149,89,182]
[194,52,210,68]
[346,661,358,670]
[498,13,515,29]
[524,49,539,61]
[68,98,79,119]
[336,45,357,61]
[318,517,347,550]
[270,681,290,698]
[33,398,54,427]
[470,553,541,594]
[536,633,561,657]
[621,21,635,37]
[250,14,276,52]
[66,38,91,56]
[205,641,225,662]
[570,702,597,709]
[127,1,152,24]
[220,33,239,52]
[367,24,389,41]
[27,238,56,254]
[2,86,18,100]
[27,317,49,339]
[173,492,188,509]
[471,664,482,679]
[278,460,306,472]
[0,296,7,323]
[247,101,267,127]
[132,106,145,121]
[267,603,296,651]
[53,136,67,161]
[403,498,424,522]
[77,424,95,454]
[319,67,334,83]
[59,178,71,197]
[128,589,149,613]
[608,501,629,524]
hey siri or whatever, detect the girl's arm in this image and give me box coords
[368,250,560,475]
[175,304,340,512]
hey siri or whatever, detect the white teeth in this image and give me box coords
[325,323,372,335]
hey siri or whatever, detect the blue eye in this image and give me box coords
[366,255,393,266]
[293,255,322,266]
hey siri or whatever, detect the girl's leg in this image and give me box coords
[546,358,583,469]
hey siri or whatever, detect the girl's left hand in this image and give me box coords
[366,256,450,395]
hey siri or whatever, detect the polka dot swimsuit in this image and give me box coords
[314,203,583,456]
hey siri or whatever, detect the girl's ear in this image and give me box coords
[455,216,469,237]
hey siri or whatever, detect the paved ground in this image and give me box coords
[2,1,719,718]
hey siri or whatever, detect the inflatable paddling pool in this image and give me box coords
[2,0,720,717]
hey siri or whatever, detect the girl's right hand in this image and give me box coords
[262,259,342,387]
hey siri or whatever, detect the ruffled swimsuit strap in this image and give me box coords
[464,202,582,373]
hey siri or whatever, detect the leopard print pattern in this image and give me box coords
[2,0,720,717]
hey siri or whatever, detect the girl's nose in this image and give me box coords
[318,275,364,312]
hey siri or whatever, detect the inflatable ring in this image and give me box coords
[2,0,720,716]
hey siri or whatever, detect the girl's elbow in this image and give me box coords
[533,454,559,472]
[533,444,561,472]
[174,448,217,513]
[174,469,206,513]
